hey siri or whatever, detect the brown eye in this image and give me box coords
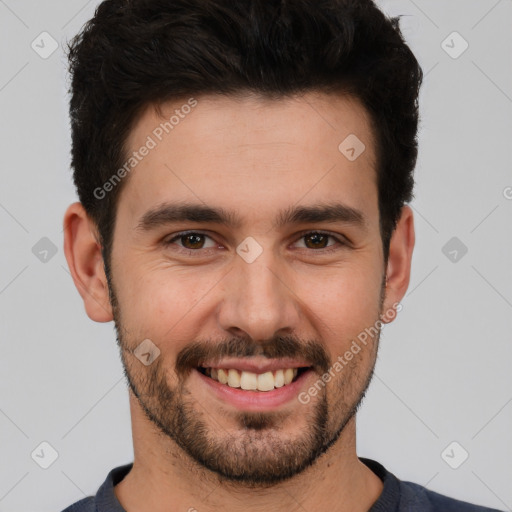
[293,231,346,254]
[303,232,331,249]
[165,232,217,252]
[180,233,205,249]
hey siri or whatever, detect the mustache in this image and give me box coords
[175,335,331,376]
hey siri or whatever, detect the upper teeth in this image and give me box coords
[206,368,299,391]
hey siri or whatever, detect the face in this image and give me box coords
[104,92,396,485]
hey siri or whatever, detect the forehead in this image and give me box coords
[117,92,379,230]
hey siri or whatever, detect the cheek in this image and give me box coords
[303,265,383,348]
[116,268,218,344]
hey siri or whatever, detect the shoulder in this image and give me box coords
[60,496,96,512]
[400,480,503,511]
[360,457,502,512]
[59,463,132,512]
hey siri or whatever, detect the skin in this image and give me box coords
[63,91,415,512]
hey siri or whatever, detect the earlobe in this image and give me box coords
[381,205,415,323]
[63,202,114,323]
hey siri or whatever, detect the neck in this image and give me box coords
[115,395,383,512]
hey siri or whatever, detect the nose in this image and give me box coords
[217,249,301,343]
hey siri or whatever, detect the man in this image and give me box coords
[61,0,501,511]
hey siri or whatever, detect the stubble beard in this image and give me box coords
[107,269,383,487]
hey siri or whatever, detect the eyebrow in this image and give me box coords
[135,201,368,233]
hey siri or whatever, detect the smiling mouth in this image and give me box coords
[197,366,310,392]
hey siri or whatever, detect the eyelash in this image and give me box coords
[164,230,347,256]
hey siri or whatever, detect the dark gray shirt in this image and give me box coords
[61,457,503,511]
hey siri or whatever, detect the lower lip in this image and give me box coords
[195,368,314,411]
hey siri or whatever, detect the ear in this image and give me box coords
[63,202,114,322]
[381,205,415,323]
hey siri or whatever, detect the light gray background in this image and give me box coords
[0,1,511,511]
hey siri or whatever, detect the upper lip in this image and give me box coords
[199,357,312,373]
